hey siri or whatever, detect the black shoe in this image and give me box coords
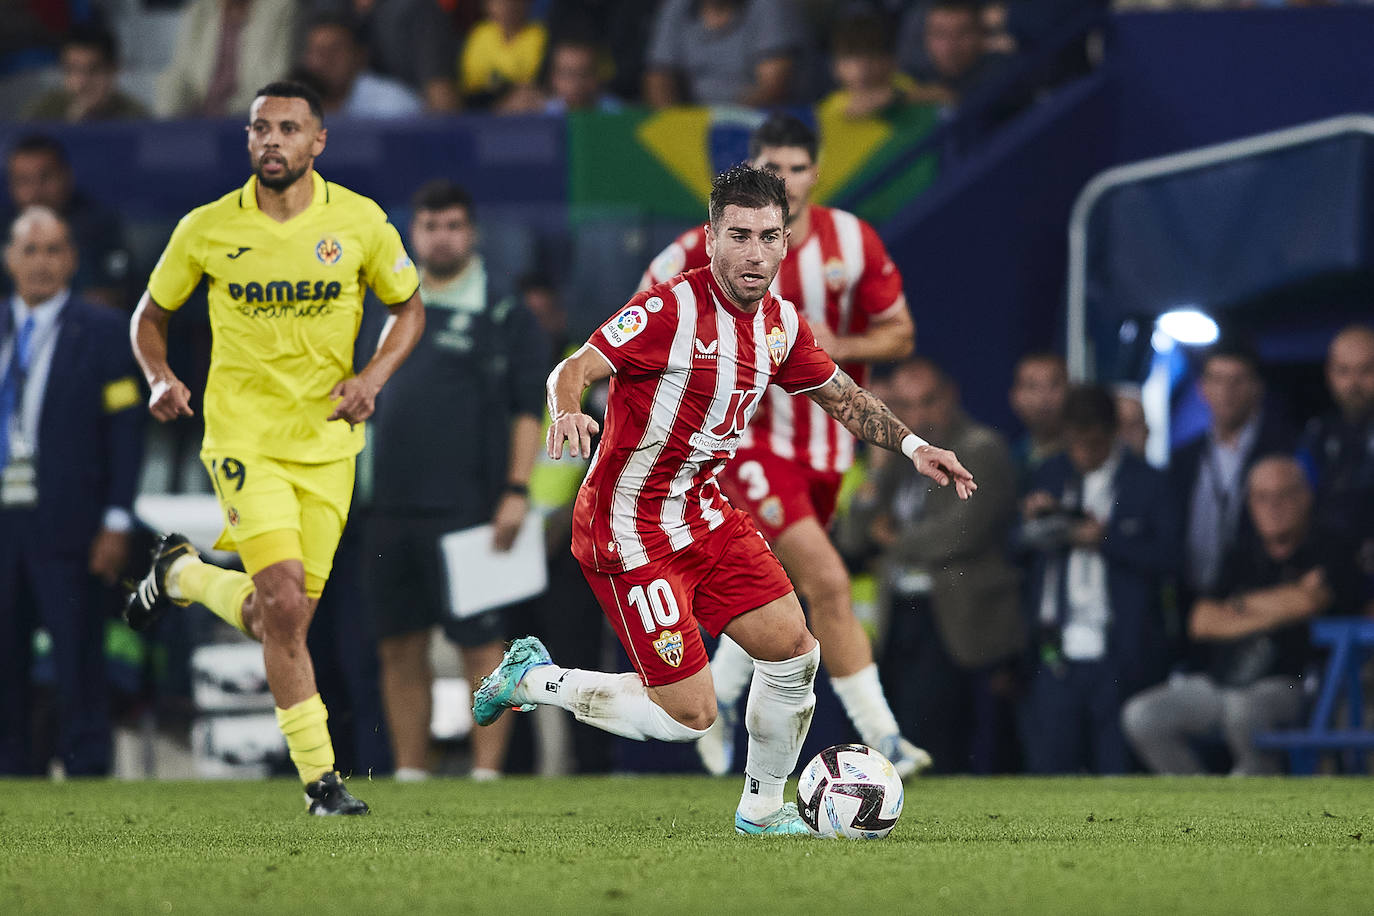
[124,533,199,632]
[306,772,370,816]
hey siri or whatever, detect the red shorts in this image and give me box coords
[579,509,795,687]
[718,448,845,543]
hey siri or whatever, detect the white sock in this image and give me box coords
[829,663,900,747]
[739,643,820,820]
[393,767,428,783]
[711,635,755,706]
[515,665,708,743]
[164,554,201,601]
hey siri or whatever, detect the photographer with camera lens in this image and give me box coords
[1016,384,1181,774]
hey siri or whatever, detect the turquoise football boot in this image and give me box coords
[472,636,553,726]
[734,802,813,836]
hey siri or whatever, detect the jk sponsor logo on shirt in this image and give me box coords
[601,305,648,348]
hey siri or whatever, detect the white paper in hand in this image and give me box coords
[440,513,548,619]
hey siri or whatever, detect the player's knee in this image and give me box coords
[1120,692,1158,744]
[256,586,310,645]
[667,694,717,733]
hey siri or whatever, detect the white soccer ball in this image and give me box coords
[796,743,904,839]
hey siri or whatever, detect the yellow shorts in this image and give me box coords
[202,451,355,598]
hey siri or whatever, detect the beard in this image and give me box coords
[254,156,310,191]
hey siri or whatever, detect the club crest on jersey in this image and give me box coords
[227,507,240,527]
[602,306,648,348]
[315,236,343,265]
[653,629,684,668]
[766,326,788,365]
[824,257,847,292]
[759,496,784,528]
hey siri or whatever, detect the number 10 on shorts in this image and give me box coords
[628,579,680,633]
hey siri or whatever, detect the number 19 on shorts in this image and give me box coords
[628,579,680,633]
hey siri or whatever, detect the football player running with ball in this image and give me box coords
[127,80,424,815]
[641,115,929,778]
[474,165,974,835]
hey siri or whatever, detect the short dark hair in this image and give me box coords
[930,0,984,18]
[62,23,119,67]
[6,133,69,168]
[1202,336,1261,378]
[306,12,365,46]
[1062,383,1118,434]
[411,180,474,216]
[254,80,325,123]
[748,113,818,163]
[708,164,787,227]
[833,13,894,58]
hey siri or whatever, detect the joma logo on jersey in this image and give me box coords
[315,237,343,265]
[227,280,343,304]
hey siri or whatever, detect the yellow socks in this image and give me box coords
[175,561,253,635]
[276,693,335,785]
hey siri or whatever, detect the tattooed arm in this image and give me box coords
[807,368,978,499]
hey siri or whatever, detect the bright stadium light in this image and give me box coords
[1155,308,1220,346]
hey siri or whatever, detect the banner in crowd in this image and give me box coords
[567,104,941,227]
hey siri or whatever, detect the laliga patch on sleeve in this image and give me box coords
[601,305,649,348]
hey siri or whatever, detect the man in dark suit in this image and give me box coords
[837,357,1024,773]
[1018,384,1180,773]
[0,207,144,775]
[1171,341,1293,611]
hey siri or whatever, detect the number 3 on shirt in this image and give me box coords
[628,579,681,633]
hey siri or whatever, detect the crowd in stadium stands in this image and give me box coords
[0,0,1371,780]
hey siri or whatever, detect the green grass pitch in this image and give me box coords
[2,776,1371,915]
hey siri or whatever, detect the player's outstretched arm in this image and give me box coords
[130,290,193,422]
[807,367,977,500]
[329,290,425,425]
[546,344,612,459]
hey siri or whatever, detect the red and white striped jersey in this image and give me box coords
[640,205,904,473]
[573,266,838,573]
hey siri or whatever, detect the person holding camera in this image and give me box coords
[1017,384,1181,773]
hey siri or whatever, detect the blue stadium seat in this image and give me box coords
[1253,618,1374,774]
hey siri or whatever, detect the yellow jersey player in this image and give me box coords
[127,80,424,815]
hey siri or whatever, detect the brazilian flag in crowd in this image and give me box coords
[566,104,941,227]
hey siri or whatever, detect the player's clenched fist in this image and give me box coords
[148,376,194,422]
[548,411,599,459]
[328,374,382,426]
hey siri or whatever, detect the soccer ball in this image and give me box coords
[796,744,904,839]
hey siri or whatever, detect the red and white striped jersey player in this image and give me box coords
[471,165,974,836]
[639,115,929,777]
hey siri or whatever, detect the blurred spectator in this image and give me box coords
[21,23,147,123]
[2,134,132,311]
[297,15,424,118]
[154,0,299,118]
[1297,324,1374,612]
[365,181,548,781]
[1172,342,1293,604]
[1122,456,1358,774]
[498,37,623,114]
[644,0,806,108]
[545,0,656,103]
[310,0,460,111]
[1018,384,1179,773]
[0,207,144,777]
[837,357,1023,773]
[901,0,1008,103]
[818,12,945,122]
[1113,383,1148,457]
[1008,351,1068,493]
[518,270,569,356]
[459,0,548,108]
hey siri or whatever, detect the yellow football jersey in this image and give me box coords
[147,171,419,464]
